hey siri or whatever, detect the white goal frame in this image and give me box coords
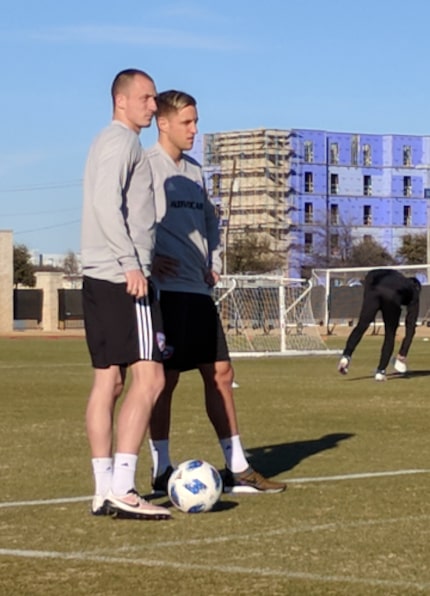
[313,264,429,329]
[215,275,338,357]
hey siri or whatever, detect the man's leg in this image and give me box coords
[343,291,380,357]
[199,361,286,494]
[115,360,165,456]
[104,360,171,519]
[338,287,380,374]
[149,369,180,486]
[86,366,125,458]
[86,366,124,514]
[377,302,401,375]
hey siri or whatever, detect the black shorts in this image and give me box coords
[82,276,165,369]
[160,291,230,372]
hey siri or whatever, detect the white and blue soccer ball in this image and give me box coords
[167,459,222,513]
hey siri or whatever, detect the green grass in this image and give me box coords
[0,335,429,595]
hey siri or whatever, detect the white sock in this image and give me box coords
[91,457,113,497]
[149,439,171,478]
[111,453,138,496]
[219,435,249,474]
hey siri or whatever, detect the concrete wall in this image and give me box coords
[35,271,65,332]
[0,230,13,333]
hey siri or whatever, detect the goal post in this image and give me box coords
[214,275,337,357]
[312,264,430,330]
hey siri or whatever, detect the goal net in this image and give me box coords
[313,264,430,329]
[214,275,335,357]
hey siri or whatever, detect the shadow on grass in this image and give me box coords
[245,433,354,477]
[145,494,239,512]
[347,369,430,381]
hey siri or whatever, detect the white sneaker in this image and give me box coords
[375,371,387,382]
[91,495,108,516]
[337,356,350,375]
[105,489,171,520]
[393,358,407,374]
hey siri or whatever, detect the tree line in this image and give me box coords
[13,232,427,286]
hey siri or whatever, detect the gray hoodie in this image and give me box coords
[81,120,156,282]
[147,142,222,295]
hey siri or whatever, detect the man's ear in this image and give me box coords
[157,116,169,133]
[115,93,126,111]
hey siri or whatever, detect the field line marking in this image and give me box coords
[286,468,430,483]
[0,468,429,509]
[0,363,88,369]
[0,547,428,591]
[0,496,91,509]
[118,514,430,549]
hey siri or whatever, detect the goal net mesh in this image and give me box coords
[214,275,331,357]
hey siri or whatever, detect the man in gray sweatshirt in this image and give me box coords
[81,69,170,520]
[147,90,286,494]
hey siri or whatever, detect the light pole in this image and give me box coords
[223,157,238,275]
[424,187,430,281]
[415,164,430,280]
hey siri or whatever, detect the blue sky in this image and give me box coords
[1,0,430,255]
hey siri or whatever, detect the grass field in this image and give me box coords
[0,334,429,595]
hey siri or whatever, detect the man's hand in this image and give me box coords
[152,254,179,281]
[125,269,148,299]
[204,270,220,288]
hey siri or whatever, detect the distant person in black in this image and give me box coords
[337,269,421,381]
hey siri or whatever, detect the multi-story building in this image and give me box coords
[191,128,430,277]
[290,130,430,276]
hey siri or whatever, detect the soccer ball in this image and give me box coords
[167,459,222,513]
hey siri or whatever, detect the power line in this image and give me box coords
[0,207,79,217]
[14,219,80,235]
[0,181,82,193]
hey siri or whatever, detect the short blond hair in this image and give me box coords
[156,90,196,117]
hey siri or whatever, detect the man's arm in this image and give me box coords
[203,187,223,277]
[91,131,143,273]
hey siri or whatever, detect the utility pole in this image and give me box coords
[223,156,237,275]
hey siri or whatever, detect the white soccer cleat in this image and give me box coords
[337,356,350,375]
[105,489,171,520]
[393,357,407,374]
[375,370,387,382]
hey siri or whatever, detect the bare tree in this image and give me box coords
[63,250,81,277]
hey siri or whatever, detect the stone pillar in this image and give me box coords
[0,230,13,333]
[35,271,64,332]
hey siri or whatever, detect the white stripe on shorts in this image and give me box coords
[135,297,153,360]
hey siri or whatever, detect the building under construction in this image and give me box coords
[199,129,296,273]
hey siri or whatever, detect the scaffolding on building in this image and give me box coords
[202,129,296,272]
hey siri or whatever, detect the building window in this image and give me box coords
[363,205,372,226]
[212,173,221,196]
[403,145,412,166]
[363,175,372,196]
[304,202,313,223]
[363,143,372,166]
[304,232,313,253]
[304,171,314,193]
[330,142,339,164]
[351,135,358,166]
[330,173,339,194]
[403,205,411,226]
[403,176,412,197]
[330,204,339,225]
[304,141,314,163]
[330,233,340,256]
